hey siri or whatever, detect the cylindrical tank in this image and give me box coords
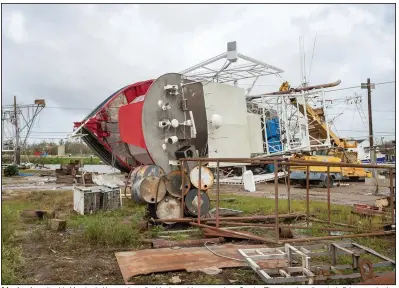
[132,175,167,204]
[184,188,211,217]
[130,165,165,203]
[156,196,182,225]
[189,165,214,191]
[165,170,191,197]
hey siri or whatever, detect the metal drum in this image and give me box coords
[132,175,167,204]
[130,165,166,204]
[130,165,165,182]
[184,188,211,217]
[189,165,214,190]
[156,196,182,225]
[165,170,191,197]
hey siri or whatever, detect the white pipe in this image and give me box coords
[166,136,178,144]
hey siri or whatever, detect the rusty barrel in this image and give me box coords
[184,188,211,217]
[166,170,191,197]
[189,165,214,190]
[156,196,182,225]
[130,165,166,204]
[132,175,167,204]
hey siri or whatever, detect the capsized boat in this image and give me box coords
[73,80,154,172]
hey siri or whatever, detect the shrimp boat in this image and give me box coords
[73,80,154,173]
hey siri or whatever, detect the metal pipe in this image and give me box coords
[306,165,310,227]
[252,80,342,97]
[274,160,279,243]
[205,221,360,232]
[180,160,185,218]
[389,168,394,225]
[287,159,394,170]
[327,166,331,223]
[189,222,278,244]
[216,160,220,228]
[151,214,307,224]
[310,218,357,228]
[181,157,288,162]
[180,157,394,170]
[280,231,394,243]
[197,160,201,225]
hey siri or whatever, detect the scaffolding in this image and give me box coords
[1,98,46,162]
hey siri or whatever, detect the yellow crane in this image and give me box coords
[277,81,371,187]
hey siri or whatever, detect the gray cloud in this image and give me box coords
[2,3,395,143]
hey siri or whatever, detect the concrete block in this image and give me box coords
[50,219,66,231]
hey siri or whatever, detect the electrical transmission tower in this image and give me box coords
[1,96,46,164]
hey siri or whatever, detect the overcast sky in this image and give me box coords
[2,3,395,144]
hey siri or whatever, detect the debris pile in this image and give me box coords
[55,160,95,186]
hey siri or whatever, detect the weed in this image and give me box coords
[149,225,165,238]
[1,205,23,284]
[169,233,189,241]
[30,228,46,241]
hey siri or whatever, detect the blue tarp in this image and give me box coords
[266,118,282,153]
[18,172,34,177]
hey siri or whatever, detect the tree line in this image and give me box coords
[22,139,93,156]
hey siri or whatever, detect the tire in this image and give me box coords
[322,176,334,188]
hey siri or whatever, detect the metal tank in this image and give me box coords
[156,196,182,224]
[189,165,214,191]
[129,165,165,204]
[119,73,209,174]
[165,170,191,197]
[184,188,211,217]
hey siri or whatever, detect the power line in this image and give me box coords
[324,81,395,93]
[336,129,395,134]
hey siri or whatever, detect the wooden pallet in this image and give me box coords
[238,241,395,284]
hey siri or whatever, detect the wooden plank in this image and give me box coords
[352,242,396,264]
[332,243,355,255]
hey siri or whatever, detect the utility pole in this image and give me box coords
[361,78,377,194]
[13,95,21,165]
[366,78,374,148]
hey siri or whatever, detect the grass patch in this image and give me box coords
[3,189,147,248]
[1,205,23,284]
[218,194,387,231]
[1,189,395,285]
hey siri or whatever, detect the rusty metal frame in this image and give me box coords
[175,157,395,244]
[238,241,395,284]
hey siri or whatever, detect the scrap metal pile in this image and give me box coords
[55,160,95,186]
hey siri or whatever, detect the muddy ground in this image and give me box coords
[1,173,395,284]
[3,173,388,205]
